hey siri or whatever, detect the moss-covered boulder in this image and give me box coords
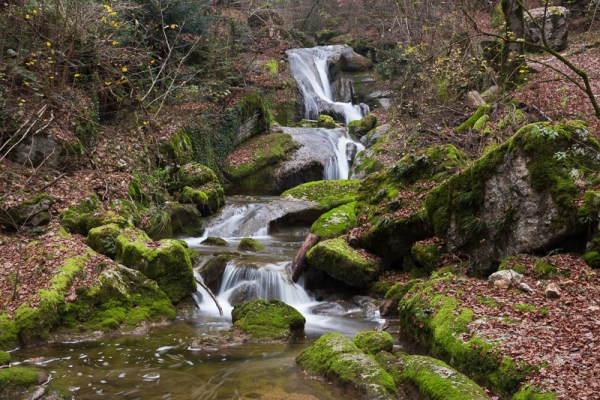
[281,179,360,218]
[115,228,196,304]
[310,202,356,239]
[199,252,240,288]
[144,202,204,240]
[60,194,104,235]
[237,238,265,252]
[179,162,219,188]
[61,264,175,335]
[356,144,468,265]
[176,163,225,216]
[294,119,318,128]
[201,236,229,246]
[426,121,600,274]
[349,149,385,180]
[306,238,381,287]
[296,333,396,399]
[411,241,446,273]
[398,275,536,397]
[375,352,488,400]
[0,366,48,397]
[223,132,299,195]
[0,194,53,229]
[353,330,394,354]
[87,223,121,259]
[231,299,305,342]
[317,114,336,129]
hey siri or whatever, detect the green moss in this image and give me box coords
[310,202,356,239]
[306,238,381,287]
[179,185,224,217]
[317,114,336,129]
[455,104,490,133]
[0,194,54,228]
[411,242,445,272]
[128,179,151,206]
[296,333,396,399]
[202,236,228,246]
[168,130,195,165]
[223,133,298,194]
[353,331,393,354]
[427,121,600,244]
[583,251,600,268]
[43,385,73,399]
[0,314,19,350]
[115,228,196,304]
[394,353,488,400]
[498,255,529,275]
[361,113,377,132]
[237,238,264,252]
[281,180,361,211]
[398,276,536,397]
[178,162,220,188]
[87,223,121,259]
[473,114,489,132]
[514,303,536,312]
[532,259,561,279]
[231,299,305,341]
[0,351,9,366]
[60,194,104,235]
[513,386,558,400]
[294,119,318,128]
[477,296,503,307]
[348,120,362,138]
[0,366,45,395]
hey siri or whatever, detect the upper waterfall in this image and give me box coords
[286,46,370,124]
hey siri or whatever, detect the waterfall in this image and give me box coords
[287,46,369,124]
[287,46,368,180]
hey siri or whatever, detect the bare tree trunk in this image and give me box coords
[290,233,320,282]
[195,277,223,316]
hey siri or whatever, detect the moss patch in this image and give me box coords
[281,180,360,211]
[0,366,46,396]
[353,330,393,354]
[231,299,305,342]
[237,238,265,252]
[306,238,381,287]
[201,236,229,246]
[310,202,356,239]
[317,114,336,129]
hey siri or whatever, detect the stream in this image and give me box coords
[7,46,387,399]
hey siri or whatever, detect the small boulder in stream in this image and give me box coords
[237,238,265,252]
[231,299,305,342]
[227,282,261,306]
[201,236,229,246]
[296,332,396,400]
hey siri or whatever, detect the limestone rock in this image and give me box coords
[228,282,260,306]
[488,269,524,286]
[427,121,600,275]
[525,6,570,52]
[379,298,395,317]
[493,278,511,289]
[312,301,356,316]
[545,282,561,298]
[1,194,53,228]
[465,91,486,108]
[519,282,534,293]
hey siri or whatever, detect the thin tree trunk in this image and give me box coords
[195,277,223,316]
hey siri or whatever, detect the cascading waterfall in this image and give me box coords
[287,46,367,180]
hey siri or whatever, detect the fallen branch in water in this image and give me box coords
[195,277,223,316]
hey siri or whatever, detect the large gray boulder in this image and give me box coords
[426,121,600,274]
[524,6,570,52]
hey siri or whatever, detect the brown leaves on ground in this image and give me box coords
[0,220,110,317]
[429,254,600,399]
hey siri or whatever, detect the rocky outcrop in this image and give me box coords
[426,121,600,275]
[177,163,225,216]
[0,194,53,228]
[524,6,570,52]
[356,144,468,265]
[296,332,396,400]
[115,228,196,304]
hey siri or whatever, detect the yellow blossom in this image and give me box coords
[46,42,51,47]
[105,81,112,85]
[112,41,119,45]
[122,67,127,72]
[25,14,30,19]
[74,73,80,77]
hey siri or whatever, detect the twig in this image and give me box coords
[195,277,223,316]
[38,173,67,192]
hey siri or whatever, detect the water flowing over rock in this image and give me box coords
[286,45,370,123]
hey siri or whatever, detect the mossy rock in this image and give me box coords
[426,121,599,274]
[179,185,225,217]
[353,330,393,354]
[498,254,531,275]
[392,353,488,400]
[231,299,305,342]
[306,238,381,287]
[348,120,363,138]
[199,253,240,288]
[349,149,385,179]
[223,132,299,195]
[144,202,204,240]
[0,366,48,397]
[513,386,558,400]
[317,114,336,129]
[201,236,229,246]
[0,351,9,366]
[87,223,121,259]
[356,144,468,265]
[532,258,563,279]
[281,180,361,211]
[60,194,104,235]
[294,119,318,128]
[115,228,196,304]
[237,238,265,252]
[179,162,220,188]
[398,275,537,397]
[0,194,54,229]
[61,264,175,335]
[296,332,396,399]
[381,279,421,316]
[128,179,151,206]
[411,242,446,273]
[360,113,377,132]
[583,251,600,269]
[159,129,195,166]
[0,313,19,350]
[310,202,356,239]
[455,104,491,133]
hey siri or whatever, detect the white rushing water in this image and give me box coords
[287,46,367,180]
